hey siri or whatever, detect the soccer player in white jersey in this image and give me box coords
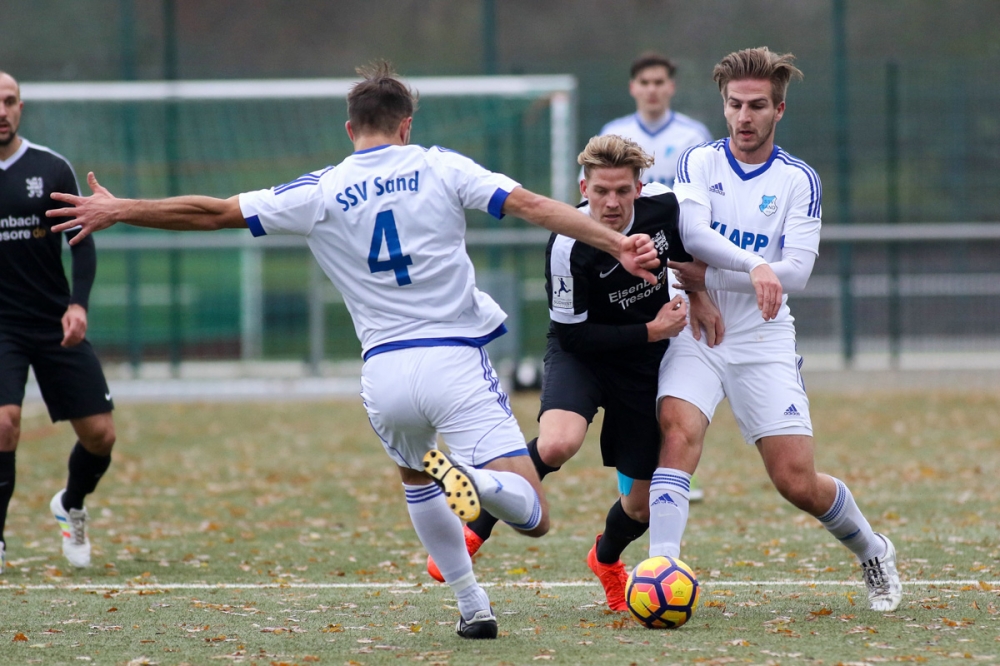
[48,62,664,639]
[651,47,903,611]
[596,52,712,189]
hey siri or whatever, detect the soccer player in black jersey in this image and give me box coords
[427,135,717,609]
[0,71,116,574]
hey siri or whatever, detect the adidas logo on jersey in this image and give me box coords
[709,182,725,196]
[784,404,800,416]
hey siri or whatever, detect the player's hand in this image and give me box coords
[646,295,687,342]
[687,291,724,347]
[669,260,708,292]
[48,172,122,246]
[617,233,660,285]
[61,304,88,347]
[750,264,783,321]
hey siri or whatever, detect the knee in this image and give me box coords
[622,497,650,524]
[0,411,21,451]
[661,424,699,451]
[536,433,582,468]
[772,471,820,512]
[80,423,116,456]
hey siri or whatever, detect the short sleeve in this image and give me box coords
[238,171,328,237]
[547,235,588,324]
[781,169,822,255]
[672,146,711,208]
[427,147,520,219]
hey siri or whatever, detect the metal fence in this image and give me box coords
[77,224,1000,374]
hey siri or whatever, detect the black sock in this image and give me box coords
[62,442,111,511]
[527,437,560,479]
[467,439,557,542]
[596,498,649,565]
[0,451,15,543]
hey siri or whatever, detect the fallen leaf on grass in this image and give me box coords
[12,633,28,642]
[810,608,833,616]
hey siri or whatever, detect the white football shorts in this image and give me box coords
[657,327,812,444]
[361,345,527,470]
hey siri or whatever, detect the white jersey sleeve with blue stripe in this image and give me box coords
[238,144,521,355]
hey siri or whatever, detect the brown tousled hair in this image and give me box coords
[712,47,803,104]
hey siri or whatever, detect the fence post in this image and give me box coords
[833,0,855,366]
[308,260,325,376]
[886,61,902,368]
[240,247,263,361]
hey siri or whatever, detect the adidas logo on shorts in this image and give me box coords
[784,404,800,416]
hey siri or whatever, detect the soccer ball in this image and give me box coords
[625,556,700,628]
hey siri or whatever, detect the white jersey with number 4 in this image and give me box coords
[673,138,822,338]
[238,144,519,357]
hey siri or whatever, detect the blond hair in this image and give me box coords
[577,134,654,180]
[712,47,803,105]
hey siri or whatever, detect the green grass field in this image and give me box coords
[2,390,999,665]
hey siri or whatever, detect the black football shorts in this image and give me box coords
[0,326,114,422]
[538,335,660,481]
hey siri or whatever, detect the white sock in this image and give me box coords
[648,468,691,558]
[464,467,541,530]
[817,476,884,562]
[403,483,490,618]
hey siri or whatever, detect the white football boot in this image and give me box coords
[861,533,902,611]
[50,490,91,568]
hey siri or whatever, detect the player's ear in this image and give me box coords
[635,180,643,196]
[345,121,356,142]
[399,117,413,144]
[579,178,588,199]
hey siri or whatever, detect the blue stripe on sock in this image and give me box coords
[505,496,542,531]
[818,479,847,523]
[837,528,861,542]
[405,486,443,504]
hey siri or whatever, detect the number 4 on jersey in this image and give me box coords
[368,210,413,286]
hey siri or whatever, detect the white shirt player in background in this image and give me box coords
[653,47,903,612]
[594,52,712,189]
[48,61,662,640]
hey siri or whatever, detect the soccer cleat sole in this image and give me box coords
[422,450,480,522]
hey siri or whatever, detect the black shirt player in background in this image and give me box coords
[0,71,116,574]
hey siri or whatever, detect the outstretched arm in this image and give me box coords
[48,172,246,245]
[503,187,660,285]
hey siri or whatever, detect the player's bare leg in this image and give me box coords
[756,434,902,611]
[648,397,708,558]
[399,465,496,638]
[0,405,21,574]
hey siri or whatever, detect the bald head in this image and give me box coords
[0,71,20,97]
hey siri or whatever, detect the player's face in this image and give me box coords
[723,79,785,162]
[581,166,641,232]
[0,75,23,147]
[629,66,675,119]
